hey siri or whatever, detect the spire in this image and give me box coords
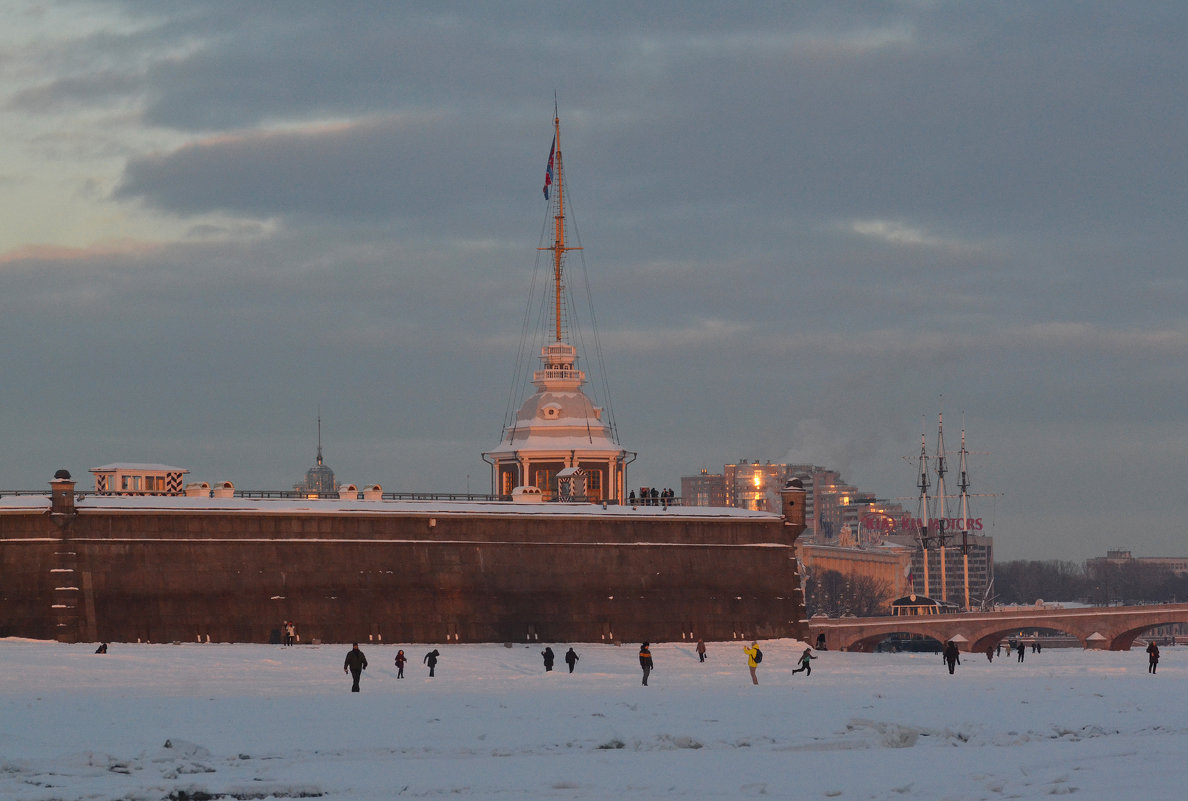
[316,409,324,466]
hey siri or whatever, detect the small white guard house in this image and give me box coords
[90,463,189,496]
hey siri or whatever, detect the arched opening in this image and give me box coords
[970,625,1084,654]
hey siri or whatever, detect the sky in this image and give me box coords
[2,1,1186,561]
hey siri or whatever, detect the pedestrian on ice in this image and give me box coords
[542,646,555,672]
[639,642,653,686]
[424,648,440,677]
[985,645,994,662]
[743,641,761,685]
[344,643,368,692]
[394,649,406,679]
[943,641,960,675]
[1017,642,1026,663]
[696,639,707,662]
[1147,641,1160,674]
[791,647,816,676]
[564,647,579,673]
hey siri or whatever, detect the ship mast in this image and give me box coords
[957,422,972,610]
[915,429,931,598]
[934,411,948,603]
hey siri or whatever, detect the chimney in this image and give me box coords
[49,469,76,517]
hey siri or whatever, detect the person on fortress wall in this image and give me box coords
[565,647,579,673]
[639,643,653,686]
[792,647,816,676]
[344,643,368,692]
[943,641,960,675]
[743,641,761,685]
[696,640,707,662]
[542,646,555,672]
[394,649,407,679]
[1147,641,1160,674]
[424,648,440,677]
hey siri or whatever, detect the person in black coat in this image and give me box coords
[542,646,555,672]
[424,648,440,677]
[943,641,960,675]
[344,643,368,692]
[564,647,579,673]
[1147,641,1160,674]
[394,649,407,679]
[639,642,654,686]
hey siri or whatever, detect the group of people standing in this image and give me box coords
[540,646,580,673]
[627,487,675,506]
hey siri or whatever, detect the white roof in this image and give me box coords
[0,493,778,521]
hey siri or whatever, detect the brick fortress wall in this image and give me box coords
[2,496,808,645]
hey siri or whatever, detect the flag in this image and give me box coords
[543,135,555,199]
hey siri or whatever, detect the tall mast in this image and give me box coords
[915,428,931,598]
[958,421,972,610]
[539,106,581,343]
[935,411,948,603]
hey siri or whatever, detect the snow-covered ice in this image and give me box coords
[0,637,1182,800]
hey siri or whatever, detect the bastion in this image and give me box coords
[1,477,808,645]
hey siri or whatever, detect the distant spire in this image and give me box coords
[316,409,323,466]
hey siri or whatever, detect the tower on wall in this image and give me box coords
[483,108,633,502]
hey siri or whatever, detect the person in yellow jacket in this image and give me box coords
[743,641,760,685]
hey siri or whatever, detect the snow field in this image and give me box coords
[0,638,1184,800]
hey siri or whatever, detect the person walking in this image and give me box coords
[1147,641,1160,674]
[696,639,707,662]
[541,646,555,672]
[985,645,994,662]
[344,643,368,692]
[791,647,816,676]
[943,641,960,675]
[639,642,653,686]
[1017,642,1026,663]
[743,641,761,685]
[394,649,406,679]
[424,648,440,677]
[564,647,579,673]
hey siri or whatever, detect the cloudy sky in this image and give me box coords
[2,1,1186,561]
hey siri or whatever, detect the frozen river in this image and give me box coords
[0,637,1181,800]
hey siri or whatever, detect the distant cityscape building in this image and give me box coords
[682,459,994,610]
[293,416,338,497]
[681,469,727,507]
[1086,549,1188,576]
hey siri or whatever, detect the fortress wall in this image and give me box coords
[1,505,807,645]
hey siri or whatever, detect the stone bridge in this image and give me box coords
[807,603,1188,652]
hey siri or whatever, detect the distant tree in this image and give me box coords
[995,560,1089,604]
[803,569,892,617]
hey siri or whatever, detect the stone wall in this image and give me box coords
[1,502,808,645]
